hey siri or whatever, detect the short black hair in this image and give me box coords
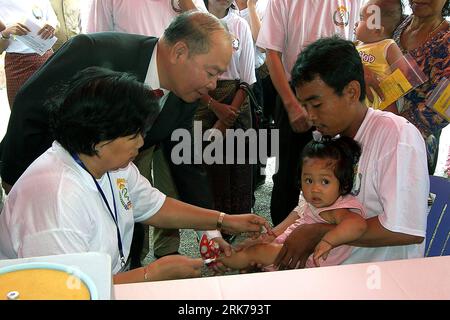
[301,135,362,195]
[292,36,366,101]
[442,0,449,17]
[163,10,229,56]
[48,66,159,156]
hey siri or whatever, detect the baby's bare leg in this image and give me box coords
[219,243,282,270]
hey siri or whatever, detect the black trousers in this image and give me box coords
[270,94,313,226]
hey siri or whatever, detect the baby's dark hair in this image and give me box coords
[371,0,404,37]
[301,135,362,195]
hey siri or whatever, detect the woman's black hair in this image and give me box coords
[300,135,362,195]
[203,0,237,13]
[48,66,159,156]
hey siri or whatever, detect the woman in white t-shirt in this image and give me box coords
[0,66,272,284]
[195,0,256,218]
[0,0,58,108]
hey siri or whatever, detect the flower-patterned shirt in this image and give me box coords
[393,15,449,168]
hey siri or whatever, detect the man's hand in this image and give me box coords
[312,239,333,267]
[285,101,312,133]
[274,224,330,269]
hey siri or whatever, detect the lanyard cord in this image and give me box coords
[71,153,126,267]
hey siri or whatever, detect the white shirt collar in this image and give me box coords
[144,42,170,108]
[144,42,170,96]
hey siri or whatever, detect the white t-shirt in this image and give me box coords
[86,0,207,36]
[343,108,429,264]
[0,142,166,274]
[256,0,361,81]
[235,0,268,69]
[0,0,58,54]
[220,10,256,85]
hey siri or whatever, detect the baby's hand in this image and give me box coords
[233,233,276,252]
[313,239,333,267]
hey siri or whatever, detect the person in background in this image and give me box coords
[0,0,58,107]
[87,0,206,36]
[50,0,82,51]
[196,0,255,233]
[0,67,272,284]
[355,0,404,112]
[234,0,272,196]
[392,0,449,173]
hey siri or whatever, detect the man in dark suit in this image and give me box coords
[0,11,233,266]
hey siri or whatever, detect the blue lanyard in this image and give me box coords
[71,153,126,267]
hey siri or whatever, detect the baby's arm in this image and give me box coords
[313,208,367,266]
[219,242,282,270]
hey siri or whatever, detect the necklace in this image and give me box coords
[427,19,447,40]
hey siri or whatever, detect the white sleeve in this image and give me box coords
[256,0,286,52]
[292,192,307,217]
[376,124,429,237]
[20,229,90,258]
[86,0,114,32]
[44,0,59,28]
[238,19,256,85]
[127,163,166,223]
[18,188,93,258]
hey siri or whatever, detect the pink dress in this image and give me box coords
[273,194,367,268]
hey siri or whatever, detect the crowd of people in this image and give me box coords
[0,0,448,285]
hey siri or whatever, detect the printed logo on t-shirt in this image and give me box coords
[351,164,362,196]
[116,178,132,211]
[359,51,376,64]
[333,5,350,27]
[232,37,240,51]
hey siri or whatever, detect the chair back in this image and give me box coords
[425,175,450,257]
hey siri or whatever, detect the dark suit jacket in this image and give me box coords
[0,32,212,208]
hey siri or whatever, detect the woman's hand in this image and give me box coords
[37,23,55,40]
[207,120,228,139]
[210,101,238,127]
[312,239,333,267]
[146,255,203,281]
[221,213,274,237]
[206,237,233,274]
[1,23,31,38]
